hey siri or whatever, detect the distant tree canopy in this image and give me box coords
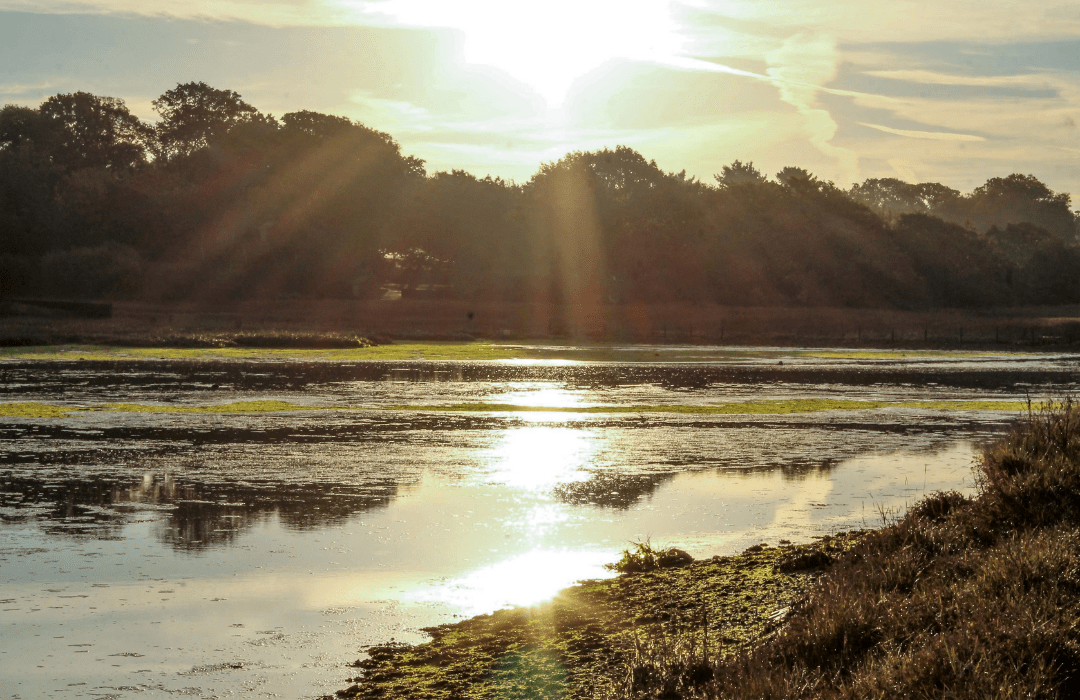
[1,81,1079,306]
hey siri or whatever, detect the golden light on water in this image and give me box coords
[492,386,588,408]
[412,548,612,613]
[484,426,595,490]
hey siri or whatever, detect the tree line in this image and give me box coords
[2,82,1078,309]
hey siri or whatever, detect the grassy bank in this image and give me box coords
[332,401,1080,699]
[649,399,1080,699]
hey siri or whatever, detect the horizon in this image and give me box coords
[1,1,1078,201]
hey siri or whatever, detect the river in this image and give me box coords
[1,346,1077,699]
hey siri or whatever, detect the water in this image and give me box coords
[2,348,1077,698]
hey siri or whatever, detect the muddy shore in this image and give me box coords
[327,535,861,699]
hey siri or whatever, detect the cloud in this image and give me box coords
[766,33,859,183]
[0,80,57,96]
[682,0,1080,43]
[863,70,1061,88]
[0,0,354,26]
[859,123,986,142]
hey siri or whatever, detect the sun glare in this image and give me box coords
[493,385,588,409]
[412,548,612,613]
[485,427,595,491]
[364,0,683,105]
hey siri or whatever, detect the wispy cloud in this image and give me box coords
[863,70,1061,88]
[859,123,986,142]
[766,34,859,183]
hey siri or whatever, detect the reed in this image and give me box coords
[615,399,1080,699]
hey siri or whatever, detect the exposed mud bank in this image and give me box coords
[329,535,862,699]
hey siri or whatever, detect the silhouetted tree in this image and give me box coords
[151,82,266,160]
[38,92,150,171]
[714,160,766,189]
[966,174,1077,242]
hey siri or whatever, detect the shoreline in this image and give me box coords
[330,401,1080,699]
[327,534,864,700]
[5,299,1080,350]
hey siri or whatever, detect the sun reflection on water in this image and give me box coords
[491,385,589,408]
[411,548,613,615]
[483,426,596,491]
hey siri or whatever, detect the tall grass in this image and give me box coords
[615,400,1080,699]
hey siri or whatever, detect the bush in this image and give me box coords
[611,400,1080,699]
[40,242,143,298]
[0,254,40,297]
[606,539,694,574]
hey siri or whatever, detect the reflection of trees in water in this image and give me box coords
[151,478,400,551]
[0,475,131,539]
[0,471,401,550]
[552,459,839,510]
[551,435,994,510]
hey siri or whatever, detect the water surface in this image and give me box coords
[1,348,1075,698]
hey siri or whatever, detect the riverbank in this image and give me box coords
[327,536,861,700]
[332,401,1080,699]
[5,299,1080,349]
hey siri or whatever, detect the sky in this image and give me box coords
[1,0,1079,200]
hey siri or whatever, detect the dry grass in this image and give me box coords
[615,400,1080,699]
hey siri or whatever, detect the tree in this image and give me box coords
[776,166,828,195]
[714,160,766,189]
[967,174,1077,242]
[151,82,263,160]
[38,92,149,171]
[0,105,47,151]
[281,110,358,139]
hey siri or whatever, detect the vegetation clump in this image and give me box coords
[329,536,851,700]
[616,399,1080,699]
[605,540,695,574]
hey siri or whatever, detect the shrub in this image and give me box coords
[606,539,694,574]
[611,400,1080,699]
[40,242,143,298]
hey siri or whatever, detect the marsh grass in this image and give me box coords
[605,540,694,574]
[614,399,1080,699]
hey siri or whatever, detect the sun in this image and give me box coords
[364,0,682,106]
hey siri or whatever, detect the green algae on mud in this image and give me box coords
[0,342,1037,364]
[385,399,1031,415]
[796,349,1036,360]
[0,402,78,418]
[329,536,861,700]
[0,342,534,362]
[103,400,312,414]
[0,398,1032,418]
[0,400,321,417]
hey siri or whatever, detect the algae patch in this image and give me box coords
[0,402,78,418]
[331,536,860,700]
[102,400,314,414]
[0,343,533,362]
[798,350,1034,360]
[385,399,1030,415]
[0,398,1032,418]
[0,343,1045,364]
